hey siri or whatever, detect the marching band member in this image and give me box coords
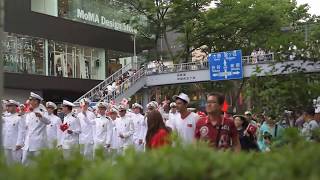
[2,100,26,164]
[132,103,147,151]
[78,98,96,160]
[59,100,81,159]
[22,92,51,165]
[93,102,113,158]
[45,102,62,149]
[117,105,134,152]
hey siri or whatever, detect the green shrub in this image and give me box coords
[0,130,320,180]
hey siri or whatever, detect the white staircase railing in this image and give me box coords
[74,63,133,103]
[103,67,146,103]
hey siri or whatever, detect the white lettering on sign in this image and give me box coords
[77,9,100,23]
[76,8,137,34]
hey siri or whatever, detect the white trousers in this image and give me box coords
[80,143,94,160]
[4,149,23,165]
[22,150,41,165]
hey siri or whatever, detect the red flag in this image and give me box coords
[221,100,228,112]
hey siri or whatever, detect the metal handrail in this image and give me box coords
[103,67,145,102]
[146,53,274,75]
[242,53,274,65]
[74,63,133,102]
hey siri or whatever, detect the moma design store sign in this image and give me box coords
[76,9,137,34]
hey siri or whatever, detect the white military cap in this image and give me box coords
[62,100,75,107]
[118,104,127,111]
[245,111,252,115]
[132,103,143,109]
[80,98,91,105]
[109,107,118,113]
[96,102,108,108]
[173,93,190,104]
[29,92,43,101]
[147,101,158,109]
[46,101,57,109]
[6,100,20,106]
[170,102,177,108]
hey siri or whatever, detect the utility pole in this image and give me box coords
[0,0,4,151]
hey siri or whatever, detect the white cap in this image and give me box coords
[29,92,43,101]
[46,102,57,109]
[118,104,127,111]
[62,100,75,107]
[96,102,108,108]
[173,93,190,104]
[147,101,158,109]
[109,107,118,113]
[132,103,143,109]
[170,102,177,108]
[6,100,20,106]
[80,98,90,105]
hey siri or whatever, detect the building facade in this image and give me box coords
[3,0,141,103]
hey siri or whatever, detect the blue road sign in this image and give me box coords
[208,50,243,81]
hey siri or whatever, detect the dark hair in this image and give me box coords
[234,115,249,128]
[176,97,188,104]
[65,106,72,111]
[145,111,169,148]
[207,92,225,106]
[304,106,315,116]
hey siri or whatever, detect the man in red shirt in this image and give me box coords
[195,92,241,152]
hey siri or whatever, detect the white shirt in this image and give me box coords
[118,114,134,148]
[132,113,147,144]
[60,113,81,149]
[46,113,62,146]
[93,115,113,147]
[166,112,200,144]
[23,107,51,151]
[110,118,123,149]
[2,113,26,150]
[78,110,96,145]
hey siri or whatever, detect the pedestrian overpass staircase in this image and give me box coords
[75,53,320,104]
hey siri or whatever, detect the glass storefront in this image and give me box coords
[2,33,46,75]
[48,41,106,80]
[2,33,106,80]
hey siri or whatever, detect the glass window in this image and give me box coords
[48,41,105,80]
[2,33,46,75]
[31,0,58,17]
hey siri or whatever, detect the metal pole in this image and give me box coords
[133,35,136,69]
[304,24,309,42]
[0,0,5,152]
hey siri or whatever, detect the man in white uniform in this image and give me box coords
[109,107,122,154]
[93,102,113,158]
[77,98,96,160]
[168,102,180,123]
[2,100,26,164]
[166,93,200,144]
[132,103,147,151]
[46,102,62,149]
[59,100,81,159]
[22,92,51,165]
[117,105,134,151]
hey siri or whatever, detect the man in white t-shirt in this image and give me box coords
[166,93,200,144]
